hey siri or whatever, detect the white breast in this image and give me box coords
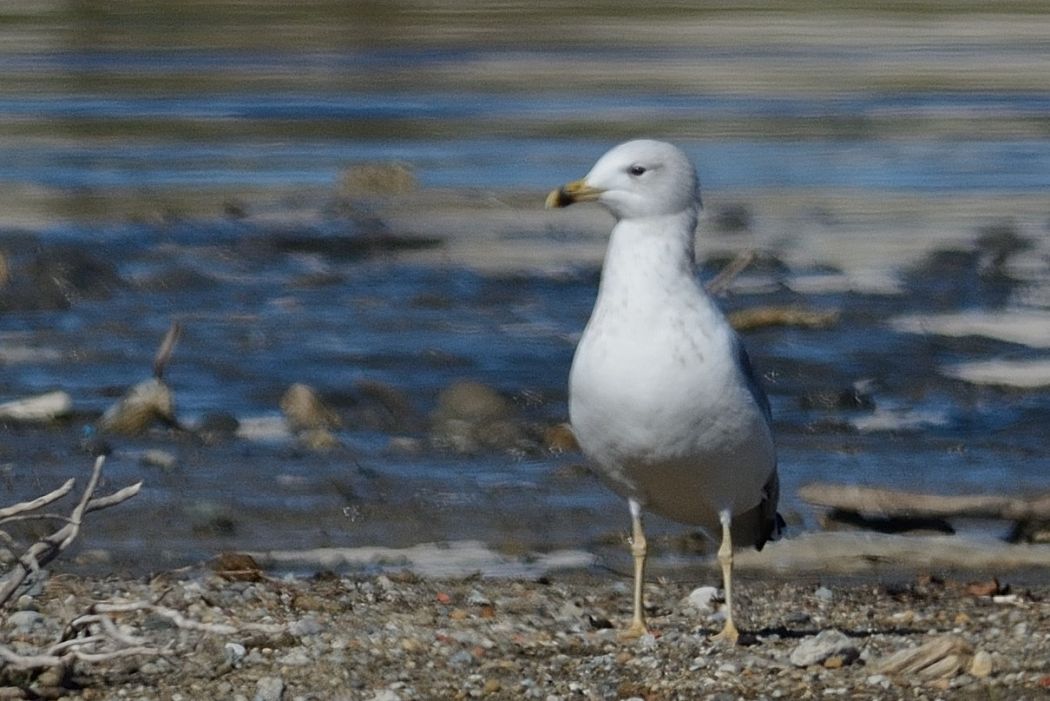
[568,220,775,529]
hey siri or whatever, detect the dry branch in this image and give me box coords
[0,479,74,520]
[0,456,142,609]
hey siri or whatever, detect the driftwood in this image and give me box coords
[799,483,1050,522]
[728,306,839,331]
[0,457,285,682]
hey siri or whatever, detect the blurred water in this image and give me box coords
[1,3,1049,570]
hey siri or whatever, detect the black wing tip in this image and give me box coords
[754,512,786,552]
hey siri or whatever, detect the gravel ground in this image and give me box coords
[2,565,1049,700]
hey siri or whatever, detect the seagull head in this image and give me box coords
[545,139,701,220]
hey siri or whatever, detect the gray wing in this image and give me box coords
[730,334,783,550]
[733,335,772,423]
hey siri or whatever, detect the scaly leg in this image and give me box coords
[711,509,740,645]
[621,498,648,639]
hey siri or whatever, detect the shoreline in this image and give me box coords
[2,563,1047,699]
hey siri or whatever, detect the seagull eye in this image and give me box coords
[628,165,647,177]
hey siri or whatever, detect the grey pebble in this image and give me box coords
[6,609,45,633]
[790,629,860,667]
[253,676,285,701]
[277,648,312,666]
[289,615,323,637]
[224,642,247,666]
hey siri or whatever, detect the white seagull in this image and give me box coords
[546,140,782,643]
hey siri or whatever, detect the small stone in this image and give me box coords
[5,610,45,633]
[276,648,311,666]
[253,676,285,701]
[368,691,403,701]
[280,383,340,432]
[790,629,860,668]
[824,655,845,669]
[36,665,65,688]
[140,449,177,470]
[684,585,720,613]
[970,650,993,678]
[866,674,889,687]
[289,616,323,637]
[224,642,247,666]
[467,589,491,607]
[814,586,834,602]
[482,679,501,694]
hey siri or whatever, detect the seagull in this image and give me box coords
[546,140,782,643]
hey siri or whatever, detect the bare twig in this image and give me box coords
[0,456,140,609]
[0,642,165,671]
[89,601,285,635]
[0,479,75,519]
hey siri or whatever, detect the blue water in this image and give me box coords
[2,37,1049,570]
[3,45,1050,198]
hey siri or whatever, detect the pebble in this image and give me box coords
[277,648,311,666]
[2,573,1046,699]
[970,650,994,678]
[790,629,860,668]
[224,642,247,666]
[684,585,720,613]
[814,586,834,602]
[252,676,285,701]
[5,610,45,633]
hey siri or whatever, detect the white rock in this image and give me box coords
[0,391,72,422]
[790,629,860,667]
[368,691,402,701]
[684,585,720,613]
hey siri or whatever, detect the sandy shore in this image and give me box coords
[2,563,1048,700]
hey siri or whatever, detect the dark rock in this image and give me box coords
[197,411,240,442]
[710,203,753,233]
[975,220,1031,270]
[349,379,423,433]
[798,388,875,411]
[821,508,955,536]
[0,245,125,311]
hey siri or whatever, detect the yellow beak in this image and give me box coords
[545,178,604,209]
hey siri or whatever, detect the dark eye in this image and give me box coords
[628,164,647,177]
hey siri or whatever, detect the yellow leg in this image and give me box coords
[621,499,648,639]
[711,510,740,645]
